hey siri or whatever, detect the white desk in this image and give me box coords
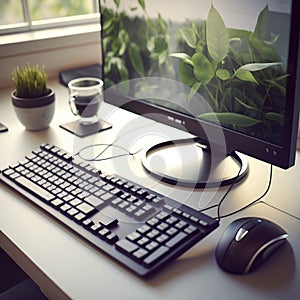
[1,80,300,299]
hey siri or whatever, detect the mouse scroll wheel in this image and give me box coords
[235,219,263,242]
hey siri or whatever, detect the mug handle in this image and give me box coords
[69,92,79,116]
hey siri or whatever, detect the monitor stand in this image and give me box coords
[141,138,248,188]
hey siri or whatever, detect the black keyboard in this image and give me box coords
[0,143,219,277]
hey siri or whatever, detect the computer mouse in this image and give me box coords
[215,217,288,274]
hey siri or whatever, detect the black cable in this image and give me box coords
[216,157,244,221]
[216,164,273,220]
[77,143,144,162]
[74,121,157,162]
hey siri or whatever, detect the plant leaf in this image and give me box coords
[192,52,215,84]
[169,53,192,61]
[189,82,202,101]
[178,61,197,87]
[235,69,258,84]
[264,79,286,96]
[206,5,229,62]
[138,0,146,11]
[234,97,258,111]
[199,112,262,127]
[180,26,197,49]
[265,112,284,126]
[158,51,167,65]
[254,5,270,41]
[114,0,120,8]
[216,69,231,81]
[153,36,168,53]
[235,62,281,84]
[128,43,144,77]
[238,62,282,72]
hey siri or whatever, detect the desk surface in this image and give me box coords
[1,80,300,300]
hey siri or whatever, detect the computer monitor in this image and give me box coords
[99,0,300,188]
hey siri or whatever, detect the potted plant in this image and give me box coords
[11,64,55,131]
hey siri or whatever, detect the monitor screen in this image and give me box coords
[99,0,300,186]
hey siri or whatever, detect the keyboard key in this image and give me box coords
[199,220,209,227]
[166,232,187,248]
[70,198,82,206]
[175,220,188,230]
[98,214,118,228]
[51,199,64,207]
[166,227,178,237]
[143,246,170,267]
[74,212,86,222]
[137,237,150,246]
[14,176,55,202]
[145,241,159,251]
[60,203,72,212]
[77,202,95,215]
[98,228,110,239]
[184,225,198,235]
[82,218,93,228]
[100,193,115,202]
[133,248,149,261]
[134,209,147,220]
[116,239,139,255]
[126,231,141,242]
[91,223,102,232]
[85,195,104,207]
[156,234,169,244]
[136,225,151,234]
[155,211,169,221]
[146,229,160,239]
[106,232,119,244]
[166,216,179,225]
[157,222,169,232]
[67,207,79,217]
[147,217,160,227]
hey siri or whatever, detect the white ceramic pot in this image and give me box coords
[11,88,55,131]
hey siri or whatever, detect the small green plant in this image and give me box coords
[12,64,49,98]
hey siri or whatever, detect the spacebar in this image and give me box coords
[15,176,55,202]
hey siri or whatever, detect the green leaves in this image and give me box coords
[12,64,48,98]
[235,68,258,84]
[265,112,284,126]
[178,61,196,86]
[180,26,197,49]
[192,53,215,84]
[129,43,144,76]
[206,5,229,62]
[138,0,145,11]
[216,69,230,81]
[235,62,282,84]
[254,5,270,41]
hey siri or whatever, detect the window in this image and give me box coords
[0,0,100,34]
